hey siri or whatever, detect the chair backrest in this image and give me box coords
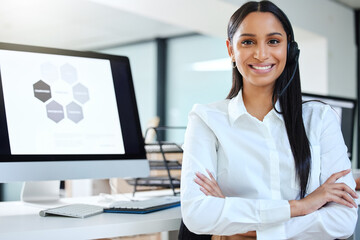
[178,220,212,240]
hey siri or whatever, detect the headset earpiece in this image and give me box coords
[279,41,300,97]
[287,41,299,63]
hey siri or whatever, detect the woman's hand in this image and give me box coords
[194,169,225,198]
[289,169,358,217]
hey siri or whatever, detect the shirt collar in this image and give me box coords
[228,89,284,125]
[228,90,247,125]
[271,100,284,122]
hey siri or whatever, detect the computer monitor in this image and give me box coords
[302,93,356,160]
[0,42,150,200]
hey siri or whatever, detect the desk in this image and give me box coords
[0,192,182,240]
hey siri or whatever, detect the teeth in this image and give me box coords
[252,65,271,70]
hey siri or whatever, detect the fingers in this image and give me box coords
[328,188,357,208]
[325,169,351,184]
[195,170,216,190]
[322,170,359,208]
[194,172,214,192]
[330,191,357,208]
[204,169,225,197]
[313,181,359,209]
[332,182,358,199]
[199,186,210,196]
[206,169,216,182]
[194,170,225,198]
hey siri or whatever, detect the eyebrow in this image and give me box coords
[239,32,283,37]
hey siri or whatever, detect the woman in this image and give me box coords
[180,1,358,239]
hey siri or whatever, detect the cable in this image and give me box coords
[279,52,300,97]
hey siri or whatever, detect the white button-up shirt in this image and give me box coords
[181,91,358,239]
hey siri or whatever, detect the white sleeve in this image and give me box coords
[284,106,358,239]
[180,107,291,237]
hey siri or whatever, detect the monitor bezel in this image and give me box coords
[0,42,146,162]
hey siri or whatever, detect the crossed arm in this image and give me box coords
[183,105,358,238]
[194,168,358,237]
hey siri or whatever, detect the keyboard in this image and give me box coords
[104,195,180,214]
[39,203,103,218]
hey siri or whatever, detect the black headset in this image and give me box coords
[278,27,300,97]
[287,41,300,64]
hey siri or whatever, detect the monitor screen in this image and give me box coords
[0,42,149,182]
[302,93,356,159]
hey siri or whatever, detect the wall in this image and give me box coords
[166,35,231,142]
[89,0,356,98]
[90,0,357,153]
[271,0,356,98]
[99,42,157,133]
[295,28,328,95]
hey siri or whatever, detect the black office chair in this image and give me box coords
[178,220,212,240]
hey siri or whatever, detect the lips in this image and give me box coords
[249,64,274,73]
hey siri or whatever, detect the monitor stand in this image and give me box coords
[21,181,60,204]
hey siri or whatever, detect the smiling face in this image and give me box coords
[226,12,287,93]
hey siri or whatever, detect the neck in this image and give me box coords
[242,87,274,121]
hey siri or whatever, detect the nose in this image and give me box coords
[253,43,269,61]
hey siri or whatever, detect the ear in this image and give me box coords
[226,39,234,61]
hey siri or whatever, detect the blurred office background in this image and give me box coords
[0,0,359,200]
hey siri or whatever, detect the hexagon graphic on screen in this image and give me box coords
[60,63,78,85]
[73,83,89,104]
[66,102,83,123]
[41,62,58,82]
[46,100,65,123]
[33,80,52,102]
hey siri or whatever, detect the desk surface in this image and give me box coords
[0,192,182,240]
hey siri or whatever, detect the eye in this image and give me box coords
[268,39,280,45]
[241,40,254,46]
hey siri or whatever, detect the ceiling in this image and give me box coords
[0,0,237,51]
[0,0,357,51]
[0,0,192,50]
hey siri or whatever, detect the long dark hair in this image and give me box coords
[227,0,311,198]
